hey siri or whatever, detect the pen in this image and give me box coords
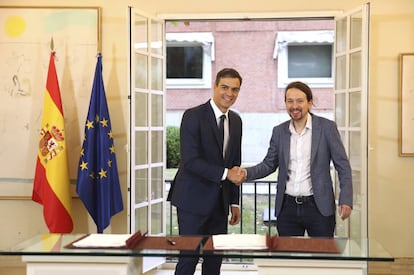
[167,238,176,246]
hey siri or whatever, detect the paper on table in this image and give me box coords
[212,234,268,250]
[72,234,132,248]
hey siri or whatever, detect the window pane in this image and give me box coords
[336,18,347,53]
[135,92,147,127]
[350,91,361,127]
[287,45,332,78]
[151,203,163,235]
[349,131,361,169]
[350,51,361,88]
[335,93,346,127]
[135,53,148,89]
[151,94,163,127]
[134,14,147,52]
[135,206,148,233]
[151,57,163,91]
[335,55,346,90]
[135,169,148,202]
[350,12,363,49]
[167,46,203,78]
[151,19,163,55]
[352,170,361,207]
[151,131,163,163]
[151,166,163,199]
[135,131,148,165]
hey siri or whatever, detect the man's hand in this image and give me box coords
[338,204,352,220]
[229,206,241,225]
[227,166,246,185]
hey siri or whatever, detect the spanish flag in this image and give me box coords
[32,51,73,233]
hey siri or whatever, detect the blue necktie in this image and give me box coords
[219,115,225,153]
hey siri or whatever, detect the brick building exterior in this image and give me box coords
[166,19,335,164]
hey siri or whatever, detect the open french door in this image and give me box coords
[334,3,370,242]
[129,7,166,272]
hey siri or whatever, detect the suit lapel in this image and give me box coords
[204,102,223,154]
[224,111,237,163]
[310,115,321,164]
[281,123,291,168]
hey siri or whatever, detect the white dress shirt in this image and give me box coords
[285,113,313,197]
[210,99,229,179]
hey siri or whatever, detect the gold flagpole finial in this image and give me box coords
[50,37,54,51]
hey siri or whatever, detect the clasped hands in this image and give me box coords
[227,166,246,186]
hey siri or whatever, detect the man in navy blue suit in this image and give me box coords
[168,68,244,275]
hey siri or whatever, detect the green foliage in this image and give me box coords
[166,126,180,168]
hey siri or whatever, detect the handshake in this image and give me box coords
[227,166,247,186]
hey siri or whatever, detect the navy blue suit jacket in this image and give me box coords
[246,114,353,217]
[169,101,242,216]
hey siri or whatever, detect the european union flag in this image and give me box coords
[76,53,123,233]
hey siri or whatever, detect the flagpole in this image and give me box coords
[50,37,54,51]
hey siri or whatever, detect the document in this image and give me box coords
[212,234,268,250]
[71,234,132,248]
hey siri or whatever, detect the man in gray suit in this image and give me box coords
[238,81,352,237]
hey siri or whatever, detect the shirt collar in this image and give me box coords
[289,113,312,133]
[210,99,228,119]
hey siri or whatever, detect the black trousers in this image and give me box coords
[174,196,227,275]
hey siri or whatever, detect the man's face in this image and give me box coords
[285,87,312,122]
[213,77,241,113]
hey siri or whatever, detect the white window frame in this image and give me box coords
[274,30,334,88]
[166,32,214,89]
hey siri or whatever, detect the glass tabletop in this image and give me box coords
[0,233,394,262]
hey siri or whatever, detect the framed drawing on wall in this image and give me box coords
[0,6,101,197]
[399,53,414,156]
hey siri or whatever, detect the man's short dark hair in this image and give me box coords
[215,68,242,86]
[284,81,313,102]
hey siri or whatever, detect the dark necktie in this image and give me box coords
[218,114,225,153]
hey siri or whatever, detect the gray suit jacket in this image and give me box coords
[246,114,352,217]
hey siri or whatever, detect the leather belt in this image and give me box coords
[284,194,314,205]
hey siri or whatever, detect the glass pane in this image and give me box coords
[335,93,346,127]
[135,131,148,165]
[350,51,361,88]
[349,91,361,128]
[134,14,148,52]
[151,166,163,199]
[350,12,363,49]
[135,206,148,233]
[352,170,361,207]
[151,94,163,127]
[151,131,163,163]
[335,18,347,53]
[151,19,163,55]
[288,45,332,78]
[349,131,361,170]
[335,55,346,90]
[151,203,163,234]
[135,53,148,89]
[135,169,148,202]
[135,92,148,127]
[350,207,361,241]
[167,46,203,78]
[151,57,163,91]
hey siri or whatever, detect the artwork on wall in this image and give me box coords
[0,6,101,196]
[399,53,414,156]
